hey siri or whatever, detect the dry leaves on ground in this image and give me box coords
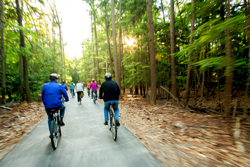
[119,100,250,167]
[0,102,46,159]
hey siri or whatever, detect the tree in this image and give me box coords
[224,0,233,119]
[111,0,120,87]
[0,0,5,104]
[170,0,177,99]
[146,0,156,105]
[15,0,32,102]
[184,0,195,107]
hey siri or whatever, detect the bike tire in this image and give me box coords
[50,120,58,150]
[113,113,117,141]
[109,110,112,131]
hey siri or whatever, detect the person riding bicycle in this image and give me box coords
[99,73,120,126]
[82,82,85,90]
[75,81,84,102]
[41,73,69,136]
[86,81,91,96]
[61,80,68,91]
[70,82,75,96]
[90,79,98,99]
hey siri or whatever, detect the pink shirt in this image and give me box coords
[90,82,98,90]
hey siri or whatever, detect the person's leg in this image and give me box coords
[104,101,110,122]
[45,109,53,134]
[94,90,97,98]
[91,90,93,98]
[112,101,119,121]
[59,104,65,118]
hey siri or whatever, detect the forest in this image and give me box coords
[0,0,249,120]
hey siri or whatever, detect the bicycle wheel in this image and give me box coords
[113,112,117,141]
[109,110,112,131]
[50,120,58,150]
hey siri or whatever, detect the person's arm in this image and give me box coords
[61,86,69,102]
[99,84,103,99]
[117,83,120,96]
[41,86,45,103]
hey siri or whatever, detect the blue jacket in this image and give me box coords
[61,83,68,90]
[42,81,69,109]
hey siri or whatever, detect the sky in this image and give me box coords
[54,0,91,59]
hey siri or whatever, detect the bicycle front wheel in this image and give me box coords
[50,120,58,150]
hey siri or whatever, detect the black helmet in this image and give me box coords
[105,73,112,80]
[49,73,59,81]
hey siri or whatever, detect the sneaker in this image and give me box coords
[116,120,120,126]
[60,118,65,126]
[104,121,108,125]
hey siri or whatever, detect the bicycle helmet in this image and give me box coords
[92,79,95,82]
[62,80,65,83]
[49,73,59,81]
[105,73,112,80]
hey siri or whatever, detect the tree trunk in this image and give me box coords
[111,0,120,87]
[184,0,195,107]
[94,9,100,85]
[104,1,114,76]
[119,0,123,94]
[0,0,6,104]
[16,0,31,102]
[201,49,205,98]
[170,0,177,99]
[91,16,96,80]
[146,0,157,105]
[224,0,233,119]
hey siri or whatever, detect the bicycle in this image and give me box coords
[78,92,83,104]
[93,91,97,104]
[108,103,118,141]
[70,89,74,98]
[47,107,61,150]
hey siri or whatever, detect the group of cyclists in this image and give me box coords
[41,73,120,137]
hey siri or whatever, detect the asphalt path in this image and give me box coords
[0,90,164,167]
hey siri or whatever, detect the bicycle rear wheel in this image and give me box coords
[50,120,58,150]
[109,109,117,141]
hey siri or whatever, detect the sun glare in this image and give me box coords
[125,37,136,46]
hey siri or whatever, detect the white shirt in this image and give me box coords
[75,83,84,92]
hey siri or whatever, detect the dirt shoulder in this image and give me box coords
[118,100,250,167]
[0,102,46,159]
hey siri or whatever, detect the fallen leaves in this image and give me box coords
[0,102,46,159]
[119,100,250,167]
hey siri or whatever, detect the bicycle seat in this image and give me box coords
[109,102,116,106]
[46,107,60,113]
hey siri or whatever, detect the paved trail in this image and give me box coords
[0,91,164,167]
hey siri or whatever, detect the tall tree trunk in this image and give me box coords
[111,0,120,87]
[91,16,96,80]
[16,0,31,102]
[184,0,195,107]
[146,0,157,105]
[224,0,233,119]
[119,0,123,94]
[104,1,114,76]
[0,0,6,104]
[244,0,250,118]
[170,0,177,99]
[94,8,100,85]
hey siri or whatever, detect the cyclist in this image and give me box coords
[86,81,91,96]
[75,81,84,102]
[90,79,98,99]
[61,80,68,91]
[70,82,75,96]
[41,73,69,136]
[99,73,120,126]
[82,82,85,90]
